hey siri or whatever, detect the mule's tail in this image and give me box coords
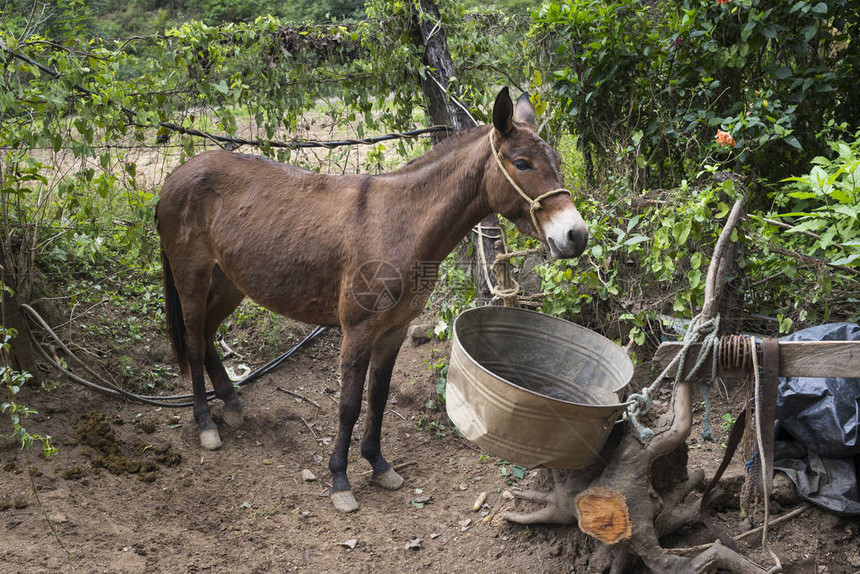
[161,247,188,375]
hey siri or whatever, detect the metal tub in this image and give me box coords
[446,306,633,469]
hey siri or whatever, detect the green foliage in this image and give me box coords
[774,133,860,268]
[533,0,859,191]
[516,0,859,346]
[747,129,860,330]
[430,248,476,340]
[424,356,449,409]
[1,315,56,457]
[527,175,738,346]
[0,0,369,39]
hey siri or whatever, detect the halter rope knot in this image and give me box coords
[489,131,571,238]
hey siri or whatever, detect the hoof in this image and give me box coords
[222,407,244,427]
[330,490,359,513]
[199,428,223,450]
[371,467,404,490]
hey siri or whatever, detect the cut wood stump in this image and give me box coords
[574,487,632,545]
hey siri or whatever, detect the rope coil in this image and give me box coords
[626,314,721,442]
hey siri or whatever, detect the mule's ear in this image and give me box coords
[514,92,536,128]
[492,87,514,135]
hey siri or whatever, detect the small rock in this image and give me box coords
[407,323,434,346]
[262,459,273,465]
[501,490,514,500]
[404,537,422,550]
[459,518,472,532]
[339,539,358,549]
[430,533,440,539]
[48,512,68,524]
[772,472,800,506]
[472,491,487,511]
[301,469,317,482]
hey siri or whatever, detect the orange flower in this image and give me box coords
[715,129,736,148]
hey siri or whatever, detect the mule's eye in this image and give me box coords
[513,159,532,171]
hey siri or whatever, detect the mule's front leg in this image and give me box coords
[329,332,373,513]
[361,327,407,491]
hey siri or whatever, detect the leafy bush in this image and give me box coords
[747,129,860,330]
[533,0,859,192]
[775,132,860,268]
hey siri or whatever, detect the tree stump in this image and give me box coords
[574,487,632,545]
[506,379,768,573]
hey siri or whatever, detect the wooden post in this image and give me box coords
[411,0,504,306]
[653,340,860,379]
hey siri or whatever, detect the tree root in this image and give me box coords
[503,381,769,573]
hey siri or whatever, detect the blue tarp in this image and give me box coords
[773,322,860,516]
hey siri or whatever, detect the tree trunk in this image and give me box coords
[411,0,503,305]
[0,241,38,377]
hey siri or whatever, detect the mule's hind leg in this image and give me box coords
[204,265,246,427]
[329,327,374,513]
[362,326,408,491]
[172,261,223,450]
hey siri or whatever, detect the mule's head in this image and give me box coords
[486,87,588,260]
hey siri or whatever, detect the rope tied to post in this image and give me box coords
[474,222,547,306]
[627,313,721,442]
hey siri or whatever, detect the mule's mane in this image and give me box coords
[393,125,489,175]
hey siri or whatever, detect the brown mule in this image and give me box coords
[156,87,588,513]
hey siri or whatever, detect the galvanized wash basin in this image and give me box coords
[446,306,634,469]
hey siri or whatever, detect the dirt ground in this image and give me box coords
[2,313,860,574]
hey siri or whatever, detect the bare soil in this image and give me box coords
[3,313,860,574]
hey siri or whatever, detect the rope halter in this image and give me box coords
[489,131,572,239]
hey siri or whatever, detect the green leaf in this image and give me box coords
[774,66,792,80]
[623,235,650,247]
[673,219,692,245]
[831,253,860,266]
[688,269,701,289]
[761,25,779,39]
[784,136,803,150]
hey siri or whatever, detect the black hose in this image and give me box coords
[21,303,329,408]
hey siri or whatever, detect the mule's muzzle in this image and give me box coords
[544,218,588,260]
[566,226,589,258]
